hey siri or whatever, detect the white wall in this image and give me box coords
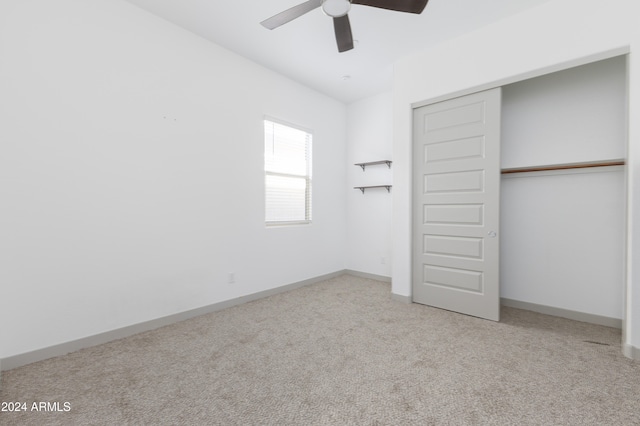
[501,57,627,169]
[0,0,347,359]
[392,0,640,356]
[501,169,625,319]
[346,92,393,277]
[500,58,627,319]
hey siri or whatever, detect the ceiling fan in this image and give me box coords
[261,0,429,53]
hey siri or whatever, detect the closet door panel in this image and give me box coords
[413,88,501,321]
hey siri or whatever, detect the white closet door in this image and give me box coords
[412,88,501,321]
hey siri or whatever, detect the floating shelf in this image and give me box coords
[355,160,392,171]
[354,185,392,194]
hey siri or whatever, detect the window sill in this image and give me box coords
[266,220,312,227]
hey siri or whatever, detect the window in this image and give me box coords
[264,118,312,225]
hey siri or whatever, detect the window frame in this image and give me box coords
[263,116,313,227]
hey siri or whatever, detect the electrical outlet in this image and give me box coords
[228,272,235,284]
[381,257,387,264]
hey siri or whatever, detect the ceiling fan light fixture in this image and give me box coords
[321,0,351,18]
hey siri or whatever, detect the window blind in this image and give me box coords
[264,119,312,225]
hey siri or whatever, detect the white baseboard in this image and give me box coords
[501,298,622,329]
[343,269,391,283]
[386,293,625,327]
[391,293,411,304]
[623,343,640,361]
[0,270,346,372]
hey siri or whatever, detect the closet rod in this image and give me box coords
[501,160,625,175]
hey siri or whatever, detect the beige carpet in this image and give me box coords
[1,274,639,425]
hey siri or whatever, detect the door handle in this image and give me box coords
[487,231,497,238]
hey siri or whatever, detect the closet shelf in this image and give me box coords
[354,185,392,194]
[355,160,392,171]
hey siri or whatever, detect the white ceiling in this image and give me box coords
[123,0,553,104]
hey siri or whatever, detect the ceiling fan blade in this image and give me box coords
[333,15,354,53]
[352,0,429,14]
[261,0,323,30]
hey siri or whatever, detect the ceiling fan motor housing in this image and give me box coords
[322,0,352,18]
